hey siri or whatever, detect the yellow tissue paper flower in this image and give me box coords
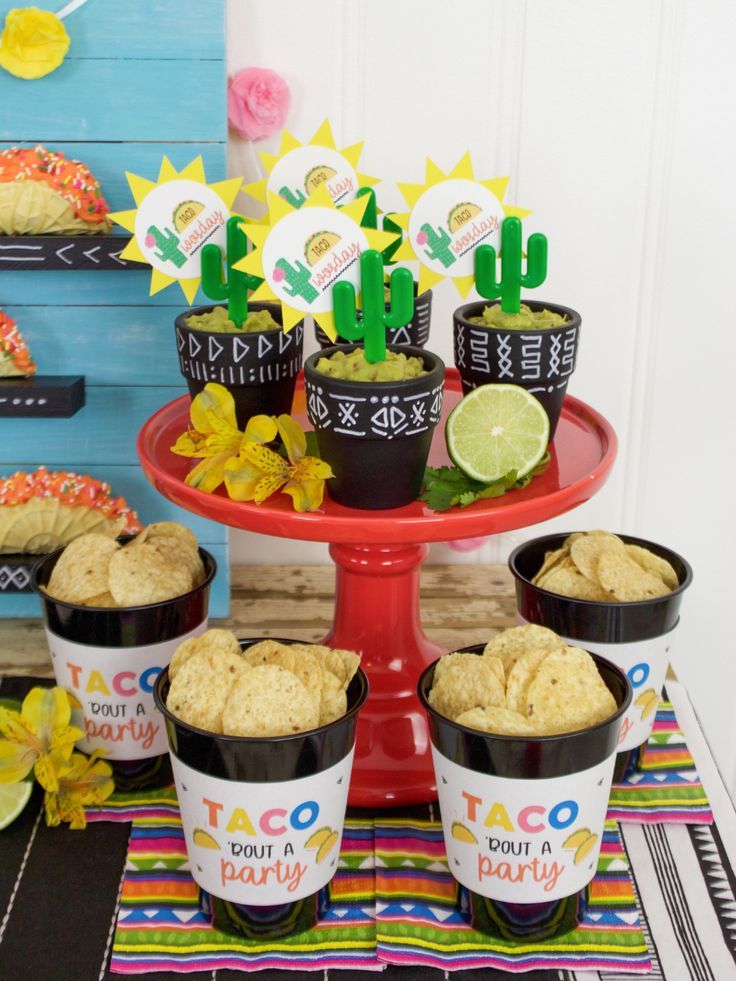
[171,383,332,511]
[0,7,71,80]
[0,687,83,792]
[44,750,114,830]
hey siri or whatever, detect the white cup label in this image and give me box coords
[559,631,675,753]
[46,621,207,760]
[432,746,615,902]
[170,749,354,905]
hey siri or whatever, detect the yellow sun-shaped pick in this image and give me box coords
[243,119,377,214]
[393,153,531,297]
[109,157,242,303]
[234,183,398,342]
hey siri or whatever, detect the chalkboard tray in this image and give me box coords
[0,236,135,271]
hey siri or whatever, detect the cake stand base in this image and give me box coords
[324,542,443,807]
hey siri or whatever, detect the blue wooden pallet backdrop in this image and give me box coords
[0,0,230,616]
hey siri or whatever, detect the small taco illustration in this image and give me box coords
[447,201,481,233]
[173,200,205,232]
[305,230,341,266]
[316,830,339,864]
[305,826,333,851]
[562,827,598,865]
[192,828,220,850]
[635,687,659,720]
[451,821,478,845]
[305,165,337,195]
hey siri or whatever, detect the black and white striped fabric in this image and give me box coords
[0,679,735,981]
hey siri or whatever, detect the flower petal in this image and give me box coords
[185,452,230,493]
[223,456,266,502]
[22,687,71,741]
[277,414,307,463]
[292,457,334,480]
[190,383,237,433]
[0,708,34,744]
[240,442,290,478]
[44,791,61,828]
[281,477,326,512]
[253,474,287,504]
[170,429,209,458]
[49,725,85,754]
[244,414,278,445]
[0,740,36,783]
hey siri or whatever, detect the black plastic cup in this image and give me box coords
[509,533,693,781]
[154,638,369,940]
[32,543,216,791]
[453,300,581,439]
[418,646,630,941]
[174,302,304,429]
[314,287,433,350]
[304,343,445,509]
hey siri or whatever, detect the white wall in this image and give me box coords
[227,1,736,789]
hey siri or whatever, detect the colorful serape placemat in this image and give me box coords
[374,817,652,974]
[608,700,713,823]
[110,816,377,974]
[86,786,180,825]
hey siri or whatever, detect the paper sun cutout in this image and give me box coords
[393,153,531,297]
[109,157,242,303]
[243,119,377,214]
[234,183,398,341]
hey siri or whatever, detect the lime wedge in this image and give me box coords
[446,384,550,483]
[0,781,33,831]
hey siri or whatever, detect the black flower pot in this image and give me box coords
[32,543,217,790]
[314,287,433,350]
[174,302,304,429]
[304,344,445,510]
[453,300,581,439]
[509,533,693,777]
[418,646,630,941]
[154,638,369,940]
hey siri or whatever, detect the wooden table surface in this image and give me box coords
[0,563,518,675]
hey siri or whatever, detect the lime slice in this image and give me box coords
[446,384,550,483]
[0,781,33,831]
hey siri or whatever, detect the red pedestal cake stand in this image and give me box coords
[138,369,617,808]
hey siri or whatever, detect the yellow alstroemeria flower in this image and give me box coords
[0,687,83,792]
[224,414,333,512]
[0,7,70,80]
[171,383,244,493]
[44,750,114,830]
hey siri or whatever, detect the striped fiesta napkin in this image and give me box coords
[374,818,652,974]
[608,701,713,823]
[110,816,378,974]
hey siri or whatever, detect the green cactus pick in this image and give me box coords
[333,249,414,363]
[200,216,263,328]
[474,215,547,314]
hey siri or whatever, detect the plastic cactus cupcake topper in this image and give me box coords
[243,119,377,215]
[233,184,399,342]
[475,216,548,314]
[109,157,242,303]
[393,153,531,297]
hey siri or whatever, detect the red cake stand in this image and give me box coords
[138,370,617,807]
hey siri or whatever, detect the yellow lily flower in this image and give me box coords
[44,750,115,830]
[225,414,333,512]
[0,687,83,792]
[171,384,244,493]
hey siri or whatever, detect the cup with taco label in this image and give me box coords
[418,626,630,940]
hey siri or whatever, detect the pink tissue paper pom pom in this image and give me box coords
[228,67,291,140]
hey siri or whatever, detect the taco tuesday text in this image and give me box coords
[451,214,499,256]
[180,209,225,256]
[314,241,362,291]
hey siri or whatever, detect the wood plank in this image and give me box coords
[0,464,227,542]
[0,59,226,142]
[0,385,186,465]
[0,563,514,674]
[0,270,210,306]
[3,142,226,214]
[4,306,186,385]
[0,0,224,60]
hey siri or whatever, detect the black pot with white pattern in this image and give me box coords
[314,287,433,350]
[453,300,581,439]
[304,344,445,510]
[174,302,304,429]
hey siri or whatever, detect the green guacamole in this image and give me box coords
[315,348,427,382]
[469,303,567,330]
[185,306,280,333]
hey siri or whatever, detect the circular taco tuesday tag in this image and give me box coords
[261,206,369,315]
[134,179,230,279]
[408,178,505,279]
[559,631,674,753]
[170,748,354,905]
[432,747,615,903]
[267,145,360,209]
[46,622,207,760]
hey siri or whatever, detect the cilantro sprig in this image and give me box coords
[419,453,550,512]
